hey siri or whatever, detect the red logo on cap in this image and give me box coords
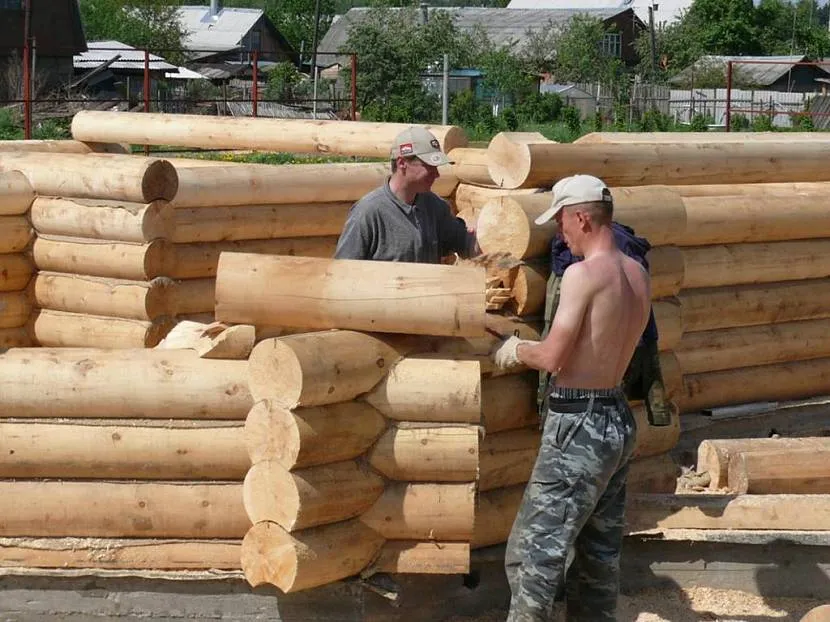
[399,143,414,155]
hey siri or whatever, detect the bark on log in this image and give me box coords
[371,541,470,575]
[0,326,30,348]
[367,425,479,482]
[172,203,350,243]
[0,152,178,202]
[247,331,410,406]
[360,483,476,540]
[32,236,174,281]
[216,254,486,337]
[364,358,482,423]
[0,348,251,419]
[0,537,241,570]
[0,170,34,215]
[649,246,684,298]
[0,215,33,253]
[241,519,384,592]
[245,399,386,469]
[487,132,830,189]
[30,197,173,243]
[472,485,524,549]
[447,148,494,186]
[243,460,385,531]
[0,290,31,328]
[72,111,468,158]
[0,253,33,291]
[479,427,540,492]
[0,420,247,479]
[0,139,128,153]
[30,309,175,348]
[0,481,247,537]
[680,279,830,333]
[453,183,541,214]
[481,372,539,433]
[172,237,338,279]
[653,297,683,352]
[32,272,175,320]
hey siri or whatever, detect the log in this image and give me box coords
[453,183,541,214]
[247,331,410,406]
[32,272,175,320]
[0,481,247,537]
[0,253,33,291]
[0,420,247,479]
[0,139,128,153]
[172,162,456,208]
[676,319,830,375]
[680,279,830,333]
[360,483,476,540]
[367,425,479,482]
[0,537,241,570]
[659,351,684,400]
[215,254,486,338]
[0,348,251,419]
[0,170,34,215]
[371,541,470,575]
[172,203,351,244]
[0,326,30,348]
[241,519,384,592]
[481,372,539,433]
[487,132,830,189]
[245,399,387,469]
[29,197,173,243]
[172,237,338,279]
[32,236,174,281]
[631,402,681,459]
[475,194,558,259]
[653,297,683,352]
[649,246,684,298]
[0,152,178,202]
[472,485,524,549]
[364,358,481,423]
[197,323,255,359]
[479,427,540,492]
[243,460,385,531]
[30,309,175,348]
[72,111,468,158]
[626,453,679,494]
[0,215,32,253]
[447,147,494,186]
[0,290,31,328]
[170,278,214,315]
[679,357,830,413]
[455,205,481,229]
[576,131,830,144]
[509,263,548,316]
[802,605,830,622]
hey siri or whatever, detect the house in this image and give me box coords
[669,55,830,93]
[0,0,86,97]
[505,0,693,27]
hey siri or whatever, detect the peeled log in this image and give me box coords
[72,111,468,158]
[0,215,32,253]
[509,264,548,316]
[32,272,174,321]
[731,447,830,493]
[360,483,476,540]
[678,357,830,413]
[243,460,384,531]
[472,485,524,549]
[32,236,174,281]
[653,297,683,352]
[245,399,386,469]
[577,132,830,144]
[170,278,214,315]
[0,139,128,153]
[676,319,830,375]
[0,152,178,202]
[627,453,679,494]
[0,170,34,215]
[0,420,247,479]
[364,357,481,423]
[680,279,830,333]
[0,481,247,537]
[0,326,30,348]
[241,519,384,593]
[479,427,541,492]
[216,254,486,337]
[659,351,684,401]
[476,194,559,259]
[448,147,494,186]
[482,372,539,433]
[371,541,470,575]
[649,246,684,298]
[0,348,251,419]
[631,402,681,459]
[0,290,31,328]
[453,183,541,214]
[0,253,33,291]
[172,237,338,279]
[30,309,175,348]
[30,197,173,243]
[487,132,830,189]
[368,425,479,482]
[247,331,410,406]
[172,203,350,243]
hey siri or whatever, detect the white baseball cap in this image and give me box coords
[534,174,613,225]
[390,126,452,167]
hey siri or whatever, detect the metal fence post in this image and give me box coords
[725,61,733,132]
[252,49,259,118]
[144,49,150,154]
[22,0,32,139]
[351,53,357,121]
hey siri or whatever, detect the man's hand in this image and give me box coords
[491,335,536,370]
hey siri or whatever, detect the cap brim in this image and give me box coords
[534,203,563,226]
[418,151,451,166]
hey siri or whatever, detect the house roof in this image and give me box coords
[669,55,830,87]
[75,41,177,72]
[178,6,263,57]
[0,0,86,56]
[506,0,693,25]
[317,7,641,67]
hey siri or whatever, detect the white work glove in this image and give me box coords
[491,335,536,370]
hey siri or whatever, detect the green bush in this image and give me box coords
[32,118,70,140]
[592,111,603,132]
[515,92,563,124]
[449,90,487,128]
[0,109,23,140]
[730,113,750,131]
[794,112,815,131]
[501,107,519,131]
[639,109,672,132]
[561,105,582,134]
[751,114,775,132]
[689,113,711,132]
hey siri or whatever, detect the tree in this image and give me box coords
[548,15,625,87]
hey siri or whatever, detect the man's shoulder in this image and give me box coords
[350,185,393,218]
[417,191,450,210]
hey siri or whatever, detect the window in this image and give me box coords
[601,33,622,58]
[0,0,22,8]
[249,29,262,51]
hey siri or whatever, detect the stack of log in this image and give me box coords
[0,171,35,347]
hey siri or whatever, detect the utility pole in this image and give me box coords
[309,0,322,78]
[648,2,658,76]
[22,0,32,139]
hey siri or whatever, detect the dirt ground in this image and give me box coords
[449,586,827,621]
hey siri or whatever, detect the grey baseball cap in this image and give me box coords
[390,126,452,166]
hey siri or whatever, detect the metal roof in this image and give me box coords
[74,41,177,72]
[178,6,263,56]
[317,7,637,67]
[669,55,830,87]
[506,0,692,25]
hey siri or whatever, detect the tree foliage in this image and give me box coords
[222,0,335,56]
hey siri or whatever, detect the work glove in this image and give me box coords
[491,335,536,370]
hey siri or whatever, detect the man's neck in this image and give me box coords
[580,226,618,260]
[389,174,418,205]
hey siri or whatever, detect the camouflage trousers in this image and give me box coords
[505,386,637,622]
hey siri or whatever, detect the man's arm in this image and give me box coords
[435,196,478,258]
[334,205,373,260]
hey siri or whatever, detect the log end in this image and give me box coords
[241,521,299,591]
[243,461,301,530]
[486,132,543,190]
[441,126,470,153]
[247,338,304,406]
[143,201,175,242]
[143,159,179,202]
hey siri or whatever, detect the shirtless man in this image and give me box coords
[491,174,651,622]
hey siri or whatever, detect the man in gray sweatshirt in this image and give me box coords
[334,127,476,263]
